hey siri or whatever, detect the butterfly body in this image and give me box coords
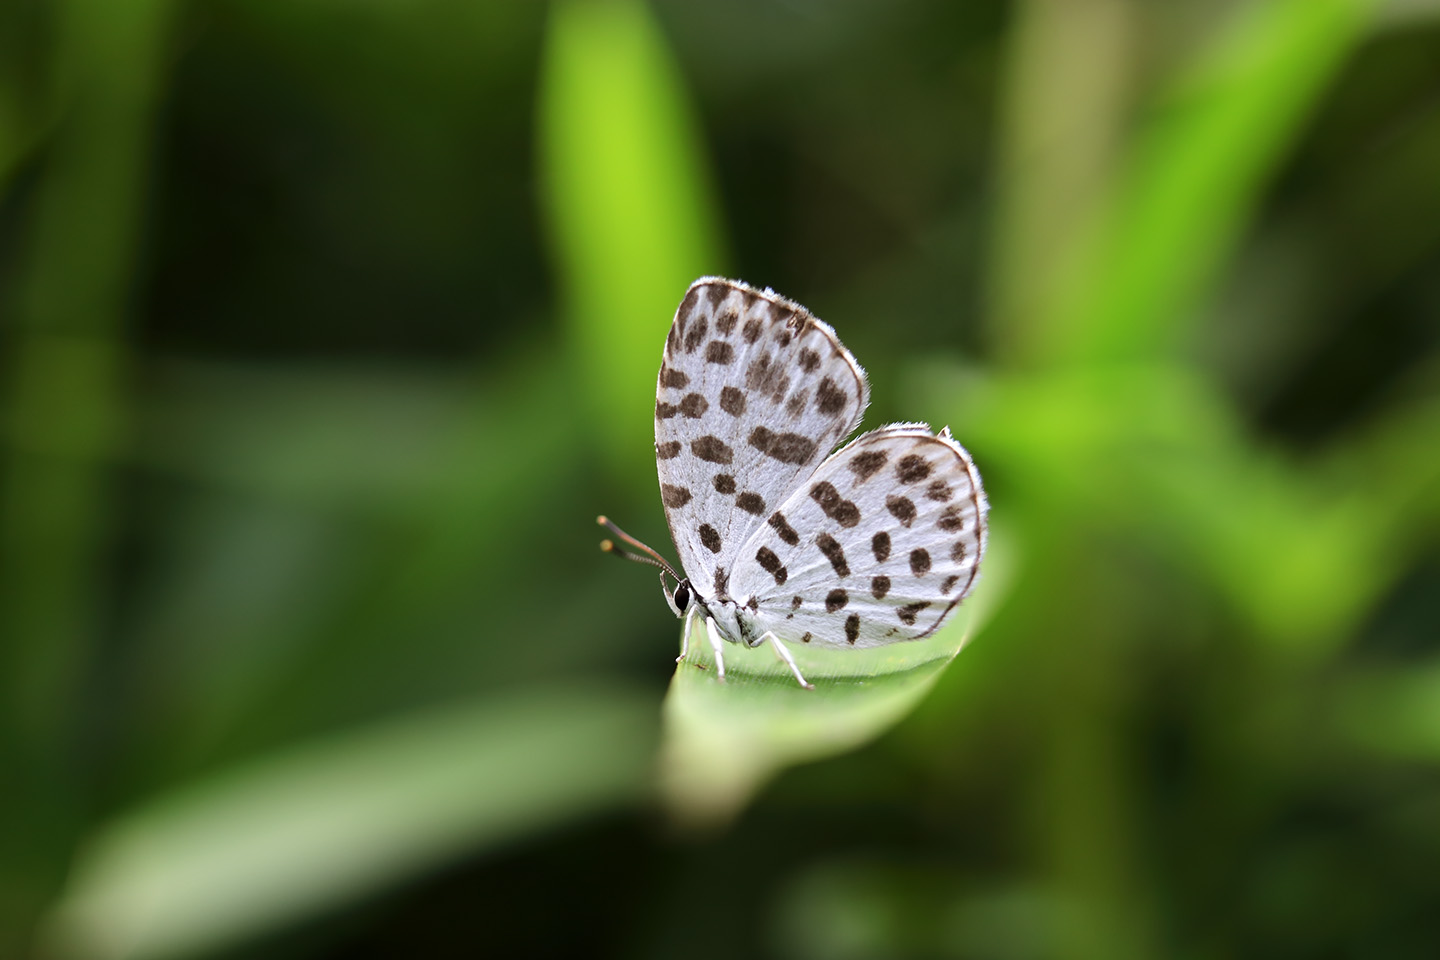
[685,590,758,646]
[603,277,988,687]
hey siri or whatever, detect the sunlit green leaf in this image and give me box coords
[41,684,657,960]
[1054,0,1374,363]
[539,0,725,479]
[925,361,1415,657]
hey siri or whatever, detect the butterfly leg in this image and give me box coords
[705,615,727,681]
[760,631,814,690]
[676,605,697,663]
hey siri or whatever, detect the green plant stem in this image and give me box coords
[0,0,174,952]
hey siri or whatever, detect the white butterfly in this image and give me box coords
[600,277,988,688]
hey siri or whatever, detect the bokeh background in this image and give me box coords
[3,0,1439,957]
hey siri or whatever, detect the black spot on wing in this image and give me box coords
[714,567,729,598]
[849,450,888,482]
[845,614,860,644]
[716,308,739,335]
[825,588,849,612]
[896,454,931,483]
[719,386,746,417]
[746,354,772,391]
[886,495,917,527]
[699,524,721,553]
[926,479,953,501]
[798,348,821,372]
[872,532,891,562]
[769,512,800,546]
[950,540,967,563]
[897,601,931,626]
[871,575,890,599]
[661,484,692,508]
[910,548,931,576]
[815,533,849,576]
[941,574,960,593]
[713,474,736,495]
[746,354,790,402]
[705,340,734,365]
[749,426,818,465]
[791,595,803,610]
[785,389,809,417]
[937,504,966,532]
[677,287,701,330]
[683,315,708,353]
[679,393,708,418]
[692,435,733,464]
[815,377,848,415]
[660,365,689,389]
[802,631,813,643]
[656,401,677,420]
[657,441,681,459]
[735,492,766,516]
[742,317,763,343]
[756,547,787,585]
[810,481,860,528]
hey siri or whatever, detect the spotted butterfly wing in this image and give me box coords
[728,423,987,648]
[655,278,869,598]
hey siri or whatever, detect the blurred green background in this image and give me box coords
[2,0,1439,957]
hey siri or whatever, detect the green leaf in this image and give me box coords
[40,684,657,960]
[538,0,725,480]
[1053,0,1374,363]
[1338,663,1440,760]
[929,362,1419,658]
[658,529,1013,827]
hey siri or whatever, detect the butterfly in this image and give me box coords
[599,277,988,688]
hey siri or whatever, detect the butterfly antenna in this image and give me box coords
[596,515,681,582]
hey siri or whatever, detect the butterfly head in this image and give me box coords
[596,515,695,618]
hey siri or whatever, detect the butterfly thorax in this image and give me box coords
[676,578,761,647]
[701,593,766,647]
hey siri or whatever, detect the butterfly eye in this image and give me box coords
[673,581,692,612]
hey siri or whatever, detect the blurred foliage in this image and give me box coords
[0,0,1438,958]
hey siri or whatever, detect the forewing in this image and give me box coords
[729,423,987,649]
[656,277,869,596]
